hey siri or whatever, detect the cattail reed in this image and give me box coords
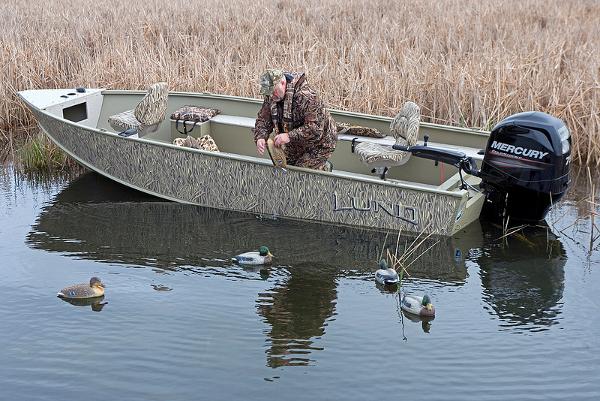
[1,0,598,165]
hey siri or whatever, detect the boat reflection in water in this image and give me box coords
[26,173,471,277]
[27,172,566,366]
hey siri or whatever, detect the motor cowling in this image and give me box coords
[479,111,571,223]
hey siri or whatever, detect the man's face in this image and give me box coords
[271,78,286,101]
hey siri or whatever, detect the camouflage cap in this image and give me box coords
[259,69,284,96]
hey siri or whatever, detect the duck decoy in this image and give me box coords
[267,137,287,169]
[375,259,399,285]
[232,246,274,265]
[401,293,435,317]
[57,277,105,299]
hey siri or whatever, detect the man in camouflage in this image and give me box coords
[253,69,337,171]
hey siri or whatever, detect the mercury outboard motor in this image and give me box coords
[392,111,571,224]
[478,112,571,222]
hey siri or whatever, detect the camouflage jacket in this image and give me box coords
[253,73,337,162]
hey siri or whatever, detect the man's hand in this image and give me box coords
[274,133,290,147]
[256,138,266,155]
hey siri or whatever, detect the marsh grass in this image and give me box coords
[16,131,74,172]
[1,0,599,165]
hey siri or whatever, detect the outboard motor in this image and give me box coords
[478,112,571,222]
[392,111,571,224]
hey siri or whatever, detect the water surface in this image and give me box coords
[0,166,598,400]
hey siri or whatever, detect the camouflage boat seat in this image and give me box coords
[354,101,420,171]
[108,82,168,136]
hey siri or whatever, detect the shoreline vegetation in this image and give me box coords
[1,0,599,170]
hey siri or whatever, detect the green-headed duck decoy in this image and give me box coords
[232,246,273,265]
[375,259,399,285]
[401,293,435,317]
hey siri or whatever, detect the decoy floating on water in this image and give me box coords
[232,246,273,265]
[401,294,435,317]
[57,277,105,299]
[374,259,399,286]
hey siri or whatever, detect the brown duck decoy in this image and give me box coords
[57,277,105,299]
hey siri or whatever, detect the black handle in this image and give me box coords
[392,143,479,176]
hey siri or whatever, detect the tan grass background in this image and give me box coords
[1,0,599,165]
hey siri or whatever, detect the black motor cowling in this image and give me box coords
[479,111,571,223]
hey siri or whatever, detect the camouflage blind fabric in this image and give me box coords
[354,101,420,167]
[173,135,220,152]
[336,122,385,138]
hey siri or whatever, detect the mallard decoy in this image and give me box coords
[401,294,435,317]
[232,246,273,265]
[57,277,105,299]
[374,259,399,285]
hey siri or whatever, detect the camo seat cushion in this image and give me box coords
[109,82,168,134]
[354,136,411,167]
[355,101,420,168]
[108,110,141,131]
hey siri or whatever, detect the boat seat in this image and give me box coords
[108,82,168,136]
[352,102,419,172]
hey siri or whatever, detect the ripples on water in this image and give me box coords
[0,167,598,401]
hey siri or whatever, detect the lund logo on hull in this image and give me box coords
[332,193,418,225]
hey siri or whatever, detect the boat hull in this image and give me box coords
[29,106,470,236]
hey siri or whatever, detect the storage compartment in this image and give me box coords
[62,102,88,122]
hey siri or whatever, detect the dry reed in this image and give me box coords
[379,224,439,285]
[1,0,599,165]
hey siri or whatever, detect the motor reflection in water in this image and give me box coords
[472,224,566,331]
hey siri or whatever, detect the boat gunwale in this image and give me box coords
[18,90,471,199]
